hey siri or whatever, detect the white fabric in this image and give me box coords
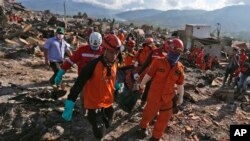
[81,53,100,58]
[177,84,184,105]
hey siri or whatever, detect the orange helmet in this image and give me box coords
[126,40,136,47]
[164,38,184,54]
[145,37,154,44]
[102,34,122,50]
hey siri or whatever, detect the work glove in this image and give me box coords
[133,73,140,81]
[115,81,124,93]
[176,94,183,105]
[55,69,65,85]
[176,84,184,105]
[62,100,75,121]
[134,61,139,67]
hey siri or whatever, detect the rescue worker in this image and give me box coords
[222,48,239,87]
[195,47,204,69]
[54,32,103,85]
[118,29,125,45]
[61,34,122,140]
[43,27,72,85]
[133,37,156,76]
[237,58,250,94]
[135,40,166,109]
[132,38,157,108]
[123,39,137,66]
[239,49,248,66]
[206,54,213,70]
[137,38,185,141]
[54,32,103,115]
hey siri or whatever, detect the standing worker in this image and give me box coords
[61,34,122,140]
[54,32,103,85]
[43,27,72,85]
[137,38,185,141]
[55,32,103,115]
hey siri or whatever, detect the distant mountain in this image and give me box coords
[134,9,207,28]
[116,9,163,21]
[121,5,250,33]
[16,0,120,18]
[16,1,250,34]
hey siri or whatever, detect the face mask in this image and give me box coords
[90,45,99,51]
[167,51,180,66]
[57,34,64,40]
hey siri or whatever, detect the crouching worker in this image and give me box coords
[137,38,185,141]
[61,34,122,140]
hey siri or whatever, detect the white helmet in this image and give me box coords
[89,32,102,51]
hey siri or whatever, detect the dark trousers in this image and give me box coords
[87,106,114,139]
[141,80,152,102]
[223,68,235,86]
[49,61,62,85]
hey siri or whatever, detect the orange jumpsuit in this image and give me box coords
[195,50,204,69]
[206,56,213,70]
[133,46,156,78]
[67,56,117,109]
[118,33,125,45]
[139,58,185,139]
[123,50,137,66]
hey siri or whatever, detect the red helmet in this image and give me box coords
[145,37,154,44]
[126,40,136,47]
[102,34,122,50]
[164,38,184,54]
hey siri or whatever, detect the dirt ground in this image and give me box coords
[1,44,250,141]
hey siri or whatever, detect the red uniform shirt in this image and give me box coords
[61,45,103,74]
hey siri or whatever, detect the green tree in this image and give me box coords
[77,12,82,18]
[82,12,88,19]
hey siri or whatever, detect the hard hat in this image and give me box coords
[165,38,184,54]
[126,40,136,47]
[89,32,102,49]
[102,34,122,50]
[145,37,154,44]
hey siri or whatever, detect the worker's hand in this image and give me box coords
[176,85,184,105]
[55,69,65,85]
[62,100,75,121]
[137,83,145,93]
[133,73,140,81]
[115,81,124,93]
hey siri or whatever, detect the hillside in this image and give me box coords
[116,9,163,21]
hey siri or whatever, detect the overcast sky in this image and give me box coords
[16,0,249,11]
[72,0,249,11]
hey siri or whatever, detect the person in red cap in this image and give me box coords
[137,38,185,141]
[123,39,137,66]
[61,34,122,140]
